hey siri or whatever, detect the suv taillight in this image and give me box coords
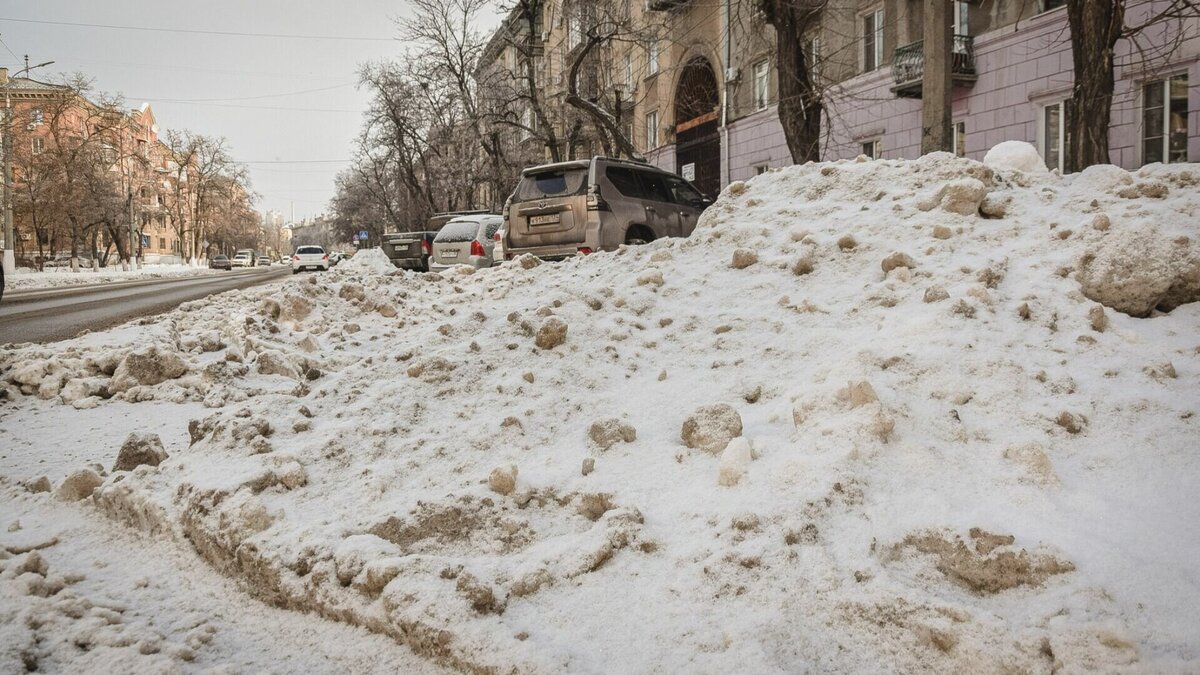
[293,255,300,260]
[322,254,328,260]
[470,240,485,257]
[421,240,432,255]
[586,184,609,211]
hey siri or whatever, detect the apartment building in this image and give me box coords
[1,68,189,264]
[477,0,1197,198]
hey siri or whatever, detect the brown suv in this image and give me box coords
[501,157,712,261]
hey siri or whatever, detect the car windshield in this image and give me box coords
[296,246,324,255]
[514,168,588,201]
[213,255,228,261]
[435,220,483,243]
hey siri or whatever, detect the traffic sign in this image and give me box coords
[358,230,369,240]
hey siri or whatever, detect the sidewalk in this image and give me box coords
[7,264,222,291]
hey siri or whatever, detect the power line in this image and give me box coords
[0,16,396,42]
[0,34,18,61]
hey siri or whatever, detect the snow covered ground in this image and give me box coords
[1,146,1197,672]
[7,264,224,291]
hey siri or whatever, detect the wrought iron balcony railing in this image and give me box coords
[891,35,977,98]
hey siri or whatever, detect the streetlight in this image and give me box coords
[2,57,56,276]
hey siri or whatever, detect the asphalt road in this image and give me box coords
[0,266,292,345]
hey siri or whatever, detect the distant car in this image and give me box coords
[329,252,343,266]
[429,215,502,272]
[209,255,233,270]
[231,252,253,267]
[291,245,329,274]
[257,256,271,266]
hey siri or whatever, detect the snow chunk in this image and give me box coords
[681,404,743,454]
[983,141,1046,174]
[718,437,753,486]
[113,433,168,472]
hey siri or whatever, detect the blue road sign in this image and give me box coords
[358,230,369,240]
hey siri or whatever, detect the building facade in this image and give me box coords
[477,0,1197,198]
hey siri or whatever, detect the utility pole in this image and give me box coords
[921,0,953,154]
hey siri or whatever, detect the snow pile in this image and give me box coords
[7,264,221,291]
[329,247,395,277]
[2,151,1198,672]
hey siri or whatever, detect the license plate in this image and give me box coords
[530,214,560,226]
[443,250,458,259]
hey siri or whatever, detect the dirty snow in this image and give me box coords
[2,146,1198,672]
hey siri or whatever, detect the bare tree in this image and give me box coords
[757,0,826,163]
[1066,0,1199,170]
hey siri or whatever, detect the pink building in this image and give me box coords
[648,2,1198,187]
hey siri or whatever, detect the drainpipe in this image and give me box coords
[720,0,732,189]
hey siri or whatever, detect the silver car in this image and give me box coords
[429,215,502,272]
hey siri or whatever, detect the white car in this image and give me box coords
[492,227,507,266]
[231,252,253,268]
[291,245,330,274]
[428,215,502,272]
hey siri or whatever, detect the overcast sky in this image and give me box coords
[0,0,499,223]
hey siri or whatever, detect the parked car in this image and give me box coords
[257,256,272,266]
[291,245,329,273]
[209,255,233,270]
[381,210,491,272]
[429,215,503,272]
[231,251,254,267]
[501,157,712,262]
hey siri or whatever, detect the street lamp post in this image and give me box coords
[2,58,56,276]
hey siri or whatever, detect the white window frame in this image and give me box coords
[648,40,659,76]
[1039,101,1066,172]
[645,110,659,150]
[861,139,881,159]
[1141,74,1190,166]
[953,121,966,157]
[953,1,969,36]
[624,52,634,90]
[32,137,45,154]
[752,60,770,110]
[754,164,770,175]
[862,7,884,72]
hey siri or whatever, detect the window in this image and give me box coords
[637,171,671,203]
[1142,74,1189,165]
[861,139,881,159]
[606,167,646,198]
[32,137,44,154]
[755,164,770,175]
[807,36,822,80]
[648,40,659,76]
[645,110,659,149]
[1040,0,1065,11]
[862,8,884,72]
[954,1,969,36]
[753,60,770,110]
[159,237,167,249]
[624,53,633,90]
[664,175,705,205]
[521,107,534,140]
[953,121,966,157]
[1041,101,1065,171]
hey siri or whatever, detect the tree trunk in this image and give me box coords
[1066,0,1123,171]
[762,0,823,163]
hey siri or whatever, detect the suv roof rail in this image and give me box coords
[592,155,652,166]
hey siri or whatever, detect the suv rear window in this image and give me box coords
[296,246,324,255]
[515,168,588,201]
[435,220,482,243]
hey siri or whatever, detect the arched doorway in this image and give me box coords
[674,57,721,197]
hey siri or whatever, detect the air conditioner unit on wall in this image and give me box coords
[541,31,550,42]
[725,67,740,83]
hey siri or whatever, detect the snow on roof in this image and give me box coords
[2,144,1198,671]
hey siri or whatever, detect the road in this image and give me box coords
[0,266,292,344]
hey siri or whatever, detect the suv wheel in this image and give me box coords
[624,226,656,247]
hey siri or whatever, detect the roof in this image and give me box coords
[1,75,71,94]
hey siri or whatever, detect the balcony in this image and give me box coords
[890,35,977,98]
